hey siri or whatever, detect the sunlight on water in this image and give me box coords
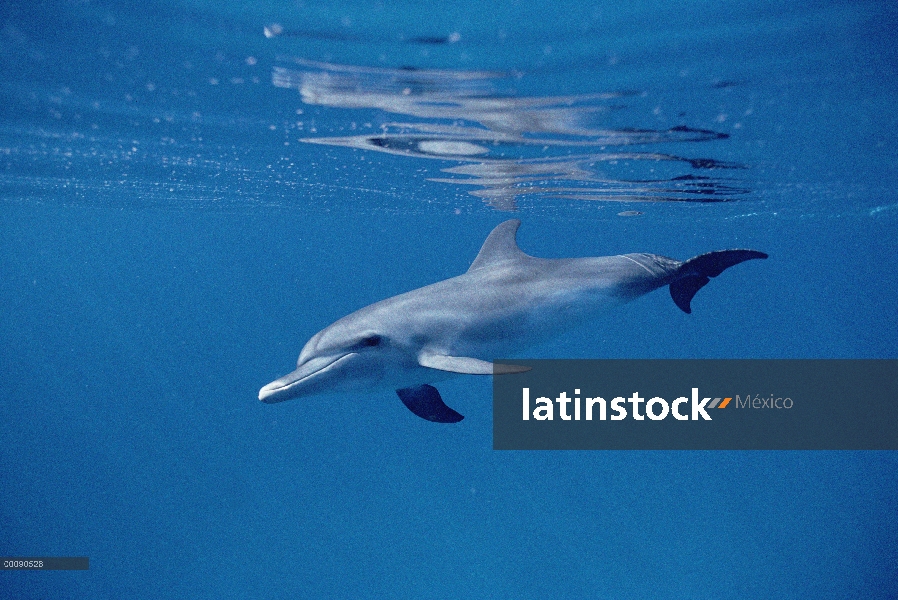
[274,58,748,210]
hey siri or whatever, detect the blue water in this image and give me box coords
[2,0,897,597]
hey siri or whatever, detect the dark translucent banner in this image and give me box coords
[1,557,89,570]
[493,360,898,450]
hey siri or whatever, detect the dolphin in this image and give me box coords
[259,220,766,423]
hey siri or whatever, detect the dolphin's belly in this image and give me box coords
[455,289,622,357]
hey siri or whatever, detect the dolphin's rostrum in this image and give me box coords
[259,220,767,422]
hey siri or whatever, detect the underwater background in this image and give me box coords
[2,0,897,597]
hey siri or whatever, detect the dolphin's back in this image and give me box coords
[465,219,681,301]
[423,254,674,354]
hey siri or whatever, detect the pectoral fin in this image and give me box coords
[418,353,531,375]
[396,385,464,423]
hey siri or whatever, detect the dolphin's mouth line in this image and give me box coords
[260,353,357,401]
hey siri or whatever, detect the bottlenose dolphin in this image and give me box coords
[259,220,766,423]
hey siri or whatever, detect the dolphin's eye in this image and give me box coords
[361,335,381,347]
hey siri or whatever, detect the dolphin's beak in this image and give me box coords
[259,353,356,403]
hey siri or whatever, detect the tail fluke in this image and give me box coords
[670,250,768,314]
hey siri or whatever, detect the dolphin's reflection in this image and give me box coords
[273,59,746,211]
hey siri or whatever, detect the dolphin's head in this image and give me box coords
[258,316,419,403]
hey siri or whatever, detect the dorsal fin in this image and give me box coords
[467,220,529,272]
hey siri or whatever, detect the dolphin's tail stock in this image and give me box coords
[669,250,768,314]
